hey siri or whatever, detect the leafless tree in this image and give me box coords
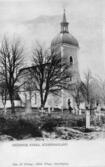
[0,81,7,113]
[102,80,105,105]
[92,78,105,106]
[83,71,102,111]
[0,37,25,113]
[73,81,86,110]
[29,44,71,108]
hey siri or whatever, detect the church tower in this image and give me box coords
[51,10,80,109]
[51,10,80,84]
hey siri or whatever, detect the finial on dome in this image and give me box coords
[61,9,69,33]
[63,8,67,23]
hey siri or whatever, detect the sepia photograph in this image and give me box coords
[0,0,105,166]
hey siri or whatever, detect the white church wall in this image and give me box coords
[0,96,22,108]
[19,91,41,108]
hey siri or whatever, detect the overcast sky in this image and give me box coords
[0,0,104,79]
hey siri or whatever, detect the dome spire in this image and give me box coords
[63,9,67,22]
[61,9,69,33]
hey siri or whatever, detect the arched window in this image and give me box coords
[35,93,37,104]
[70,76,72,81]
[70,56,73,65]
[66,76,72,82]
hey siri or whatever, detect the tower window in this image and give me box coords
[35,93,37,104]
[70,76,72,81]
[70,56,73,65]
[66,76,72,82]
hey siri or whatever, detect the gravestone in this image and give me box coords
[75,108,78,115]
[79,109,82,115]
[48,107,51,114]
[97,105,101,122]
[40,107,45,113]
[3,105,7,115]
[86,110,90,129]
[25,100,32,113]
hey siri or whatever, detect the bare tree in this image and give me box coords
[82,70,93,109]
[0,37,24,113]
[0,81,7,113]
[90,77,103,106]
[83,71,103,111]
[73,81,86,110]
[93,78,105,105]
[29,44,71,108]
[102,80,105,105]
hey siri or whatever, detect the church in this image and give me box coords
[0,11,81,110]
[19,10,81,110]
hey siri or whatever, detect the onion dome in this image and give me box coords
[51,10,79,48]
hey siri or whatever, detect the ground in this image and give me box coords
[40,124,105,140]
[0,110,105,141]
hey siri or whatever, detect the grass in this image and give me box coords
[0,116,42,139]
[0,108,105,140]
[0,110,86,139]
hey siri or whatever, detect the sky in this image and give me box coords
[0,0,104,79]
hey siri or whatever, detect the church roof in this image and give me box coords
[51,33,79,47]
[51,10,79,48]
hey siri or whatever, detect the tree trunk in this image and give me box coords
[40,92,48,109]
[11,99,15,114]
[40,94,44,109]
[40,84,44,108]
[10,93,15,114]
[43,90,48,108]
[4,104,6,114]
